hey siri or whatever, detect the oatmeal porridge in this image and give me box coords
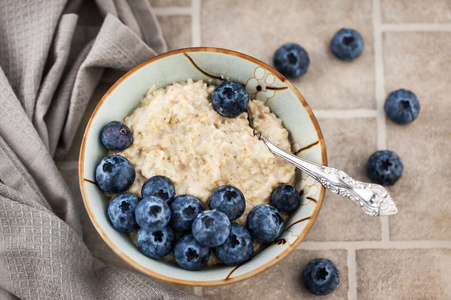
[117,79,295,225]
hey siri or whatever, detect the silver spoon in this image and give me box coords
[247,107,398,216]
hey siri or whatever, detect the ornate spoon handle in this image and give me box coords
[254,130,398,216]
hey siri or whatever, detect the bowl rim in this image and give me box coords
[79,47,327,286]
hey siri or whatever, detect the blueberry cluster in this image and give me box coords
[96,125,303,270]
[96,108,304,272]
[104,177,301,271]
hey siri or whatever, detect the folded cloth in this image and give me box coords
[0,0,202,299]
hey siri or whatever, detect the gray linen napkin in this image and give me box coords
[0,0,202,299]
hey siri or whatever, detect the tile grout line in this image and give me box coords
[373,0,389,298]
[191,0,202,47]
[297,240,451,250]
[380,217,390,241]
[373,0,390,243]
[347,248,358,300]
[153,7,193,16]
[381,23,451,32]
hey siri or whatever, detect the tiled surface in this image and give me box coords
[149,0,191,7]
[157,16,192,51]
[203,250,348,300]
[201,0,376,110]
[381,0,451,23]
[305,118,381,241]
[60,1,451,299]
[383,32,451,241]
[306,191,381,242]
[318,118,378,183]
[357,249,451,299]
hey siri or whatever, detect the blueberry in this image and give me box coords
[366,150,403,186]
[302,258,340,295]
[95,155,135,194]
[170,195,204,232]
[141,176,176,204]
[211,81,249,118]
[330,28,364,61]
[270,185,301,212]
[192,210,231,248]
[137,226,175,259]
[273,43,310,78]
[213,223,253,266]
[384,89,420,125]
[174,234,211,271]
[135,196,171,231]
[246,205,284,243]
[107,193,140,232]
[100,121,133,151]
[208,185,245,221]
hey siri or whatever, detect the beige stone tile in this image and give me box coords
[383,32,451,240]
[381,0,451,23]
[201,0,375,109]
[357,249,451,299]
[157,16,192,51]
[204,250,348,300]
[318,118,378,180]
[149,0,190,7]
[305,118,381,241]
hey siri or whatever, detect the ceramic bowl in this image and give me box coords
[79,47,327,286]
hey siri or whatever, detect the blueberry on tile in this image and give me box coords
[192,210,231,248]
[270,185,301,212]
[366,150,403,186]
[174,234,211,271]
[273,43,310,78]
[384,89,420,125]
[107,193,140,232]
[100,121,133,151]
[330,28,364,61]
[213,223,253,266]
[211,81,249,118]
[141,175,176,204]
[137,226,175,259]
[135,196,171,231]
[302,258,340,295]
[95,155,135,194]
[246,205,284,243]
[208,185,246,221]
[170,195,204,233]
